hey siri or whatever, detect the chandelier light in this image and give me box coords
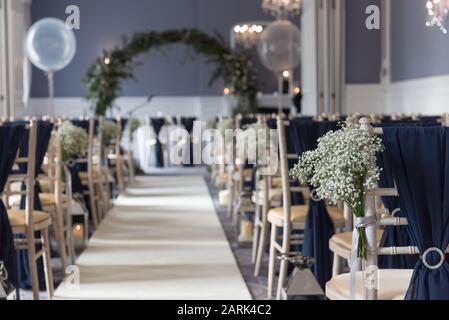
[262,0,302,19]
[232,22,268,49]
[426,0,449,34]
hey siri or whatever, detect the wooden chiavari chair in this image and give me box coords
[106,117,126,194]
[6,119,54,300]
[76,117,109,227]
[266,115,346,299]
[326,118,409,300]
[228,114,256,224]
[327,116,449,300]
[329,114,446,276]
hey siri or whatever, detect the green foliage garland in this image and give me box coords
[84,29,258,115]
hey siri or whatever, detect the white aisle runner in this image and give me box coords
[55,176,251,300]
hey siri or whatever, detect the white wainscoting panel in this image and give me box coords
[346,74,449,115]
[23,96,233,120]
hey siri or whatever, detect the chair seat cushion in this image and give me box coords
[9,193,68,207]
[232,168,253,181]
[38,179,66,193]
[251,188,282,203]
[7,210,51,228]
[331,230,384,251]
[257,177,283,189]
[325,269,413,300]
[268,205,345,225]
[78,171,101,180]
[39,193,69,206]
[268,205,309,223]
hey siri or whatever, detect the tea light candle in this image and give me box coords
[238,219,253,243]
[72,224,85,249]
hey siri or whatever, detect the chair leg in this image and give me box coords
[251,205,260,264]
[117,156,126,192]
[26,232,40,300]
[254,221,268,276]
[267,224,277,298]
[88,180,99,228]
[332,252,341,276]
[276,253,289,300]
[67,214,76,264]
[41,227,54,299]
[53,206,68,271]
[228,180,234,219]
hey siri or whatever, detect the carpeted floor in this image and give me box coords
[53,175,251,300]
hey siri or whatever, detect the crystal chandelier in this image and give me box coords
[262,0,302,19]
[232,22,268,49]
[426,0,449,34]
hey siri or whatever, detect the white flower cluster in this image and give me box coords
[290,121,383,212]
[216,119,234,137]
[127,118,140,133]
[52,121,89,161]
[102,120,119,146]
[237,123,271,163]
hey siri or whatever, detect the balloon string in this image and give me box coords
[47,72,55,116]
[278,73,283,113]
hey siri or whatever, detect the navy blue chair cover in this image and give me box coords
[289,119,338,288]
[0,124,25,288]
[383,126,449,300]
[181,117,196,167]
[240,117,257,128]
[15,121,53,289]
[377,136,417,269]
[150,118,165,168]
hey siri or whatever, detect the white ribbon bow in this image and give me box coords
[349,216,377,300]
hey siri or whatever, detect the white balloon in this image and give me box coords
[25,18,76,72]
[257,20,301,73]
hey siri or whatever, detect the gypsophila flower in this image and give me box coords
[52,121,89,161]
[216,119,234,137]
[102,120,119,146]
[237,123,272,163]
[127,118,140,133]
[289,121,384,258]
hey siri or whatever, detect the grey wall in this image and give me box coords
[345,0,382,84]
[346,0,449,84]
[391,0,449,82]
[31,0,300,97]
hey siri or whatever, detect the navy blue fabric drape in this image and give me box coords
[377,136,417,269]
[16,121,53,289]
[150,118,165,168]
[289,119,338,288]
[383,127,449,300]
[0,124,25,288]
[181,117,196,167]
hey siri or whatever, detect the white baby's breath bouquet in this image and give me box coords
[290,121,383,258]
[52,121,89,161]
[216,119,234,137]
[237,123,271,163]
[127,118,140,133]
[101,120,119,146]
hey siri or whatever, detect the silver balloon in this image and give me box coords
[25,18,76,72]
[257,20,301,73]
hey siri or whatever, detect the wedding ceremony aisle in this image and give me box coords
[54,175,251,300]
